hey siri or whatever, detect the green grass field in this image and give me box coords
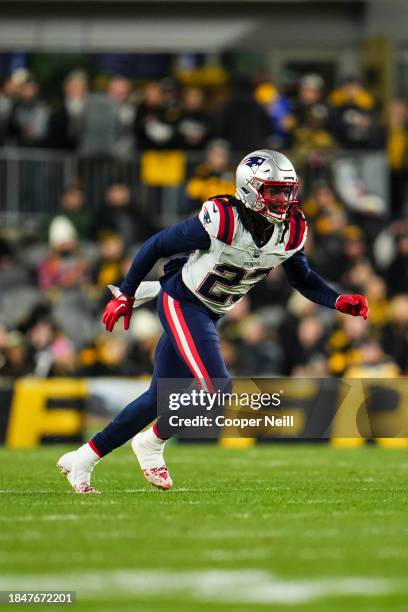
[0,443,407,611]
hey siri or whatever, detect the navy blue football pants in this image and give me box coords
[91,291,230,456]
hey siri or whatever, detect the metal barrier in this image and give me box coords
[0,146,390,228]
[0,147,78,226]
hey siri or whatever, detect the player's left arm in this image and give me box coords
[282,249,369,319]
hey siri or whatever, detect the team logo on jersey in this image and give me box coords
[243,156,266,172]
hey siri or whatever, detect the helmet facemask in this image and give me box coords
[250,177,299,222]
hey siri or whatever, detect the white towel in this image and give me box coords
[108,281,161,309]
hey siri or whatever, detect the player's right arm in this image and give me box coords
[102,216,211,331]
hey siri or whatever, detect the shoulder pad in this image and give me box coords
[199,196,235,245]
[285,209,308,252]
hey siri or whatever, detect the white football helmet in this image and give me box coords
[235,149,299,223]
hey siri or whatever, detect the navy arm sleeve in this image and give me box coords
[282,249,340,309]
[120,216,211,296]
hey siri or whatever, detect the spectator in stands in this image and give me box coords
[38,217,89,290]
[52,186,94,241]
[327,313,370,375]
[19,311,78,377]
[25,317,57,376]
[344,339,400,378]
[254,81,293,149]
[177,87,212,150]
[108,75,136,159]
[1,69,33,145]
[328,76,382,150]
[219,338,240,376]
[249,266,292,311]
[7,75,50,147]
[347,260,376,296]
[98,183,154,246]
[301,182,346,278]
[292,74,329,130]
[128,308,162,374]
[218,295,251,341]
[134,81,179,150]
[80,334,145,377]
[331,225,371,286]
[303,181,346,242]
[286,315,327,375]
[291,74,335,156]
[185,139,235,211]
[6,68,31,99]
[79,78,134,158]
[386,229,408,297]
[387,99,408,219]
[364,275,389,328]
[92,233,125,291]
[0,235,31,291]
[47,70,88,151]
[236,314,284,375]
[381,295,408,374]
[49,336,78,376]
[218,77,272,152]
[0,77,14,145]
[161,77,182,119]
[0,331,31,377]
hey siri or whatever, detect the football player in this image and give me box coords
[57,150,368,493]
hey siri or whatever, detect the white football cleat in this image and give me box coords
[132,428,173,490]
[57,443,100,494]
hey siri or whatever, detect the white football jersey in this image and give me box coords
[182,196,308,315]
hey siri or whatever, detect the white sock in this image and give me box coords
[76,443,100,466]
[143,427,166,446]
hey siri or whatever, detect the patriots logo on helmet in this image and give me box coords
[243,156,266,172]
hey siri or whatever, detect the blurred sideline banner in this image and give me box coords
[5,379,87,448]
[0,377,407,448]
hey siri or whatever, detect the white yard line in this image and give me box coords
[0,514,80,522]
[0,570,399,605]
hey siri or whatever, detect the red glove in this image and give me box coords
[335,295,369,320]
[102,292,134,332]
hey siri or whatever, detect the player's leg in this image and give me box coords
[156,291,231,438]
[131,330,193,489]
[90,331,191,455]
[57,331,191,493]
[132,290,231,484]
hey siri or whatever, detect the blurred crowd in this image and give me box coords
[0,66,407,379]
[0,68,396,155]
